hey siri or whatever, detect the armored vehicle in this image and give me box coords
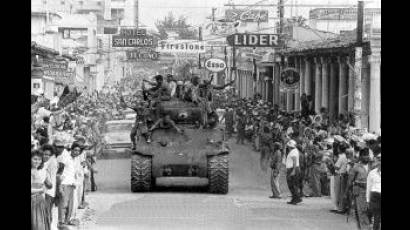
[131,99,229,194]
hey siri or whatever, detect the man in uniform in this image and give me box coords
[347,148,371,230]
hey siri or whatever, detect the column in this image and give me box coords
[321,57,329,110]
[273,62,281,105]
[347,56,355,113]
[314,57,322,113]
[294,57,300,111]
[368,53,381,134]
[337,56,348,116]
[299,56,305,95]
[304,57,311,96]
[329,57,338,121]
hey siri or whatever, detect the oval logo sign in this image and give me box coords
[280,67,300,89]
[205,58,226,72]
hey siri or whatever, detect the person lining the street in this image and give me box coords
[286,140,302,205]
[366,153,381,230]
[269,142,283,199]
[31,150,52,230]
[41,144,58,225]
[57,142,82,228]
[347,147,371,230]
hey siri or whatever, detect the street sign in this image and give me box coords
[205,58,226,73]
[112,35,156,47]
[226,34,281,47]
[280,68,300,89]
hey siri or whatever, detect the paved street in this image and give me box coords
[77,139,357,230]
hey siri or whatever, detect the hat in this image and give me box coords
[287,140,297,148]
[53,139,65,147]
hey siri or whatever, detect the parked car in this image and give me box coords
[101,120,134,158]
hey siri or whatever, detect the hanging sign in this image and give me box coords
[112,35,156,47]
[226,34,281,47]
[280,67,300,89]
[205,58,226,73]
[156,40,206,54]
[126,48,159,61]
[225,9,269,22]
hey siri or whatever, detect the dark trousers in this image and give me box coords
[130,126,137,145]
[58,185,75,224]
[369,192,381,230]
[90,169,97,191]
[286,169,301,202]
[236,131,245,144]
[354,188,371,230]
[298,168,305,196]
[309,164,322,197]
[45,194,54,224]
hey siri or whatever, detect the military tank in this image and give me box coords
[130,99,229,194]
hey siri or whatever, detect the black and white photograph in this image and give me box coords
[31,0,381,229]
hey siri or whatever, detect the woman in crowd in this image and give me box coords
[31,150,52,230]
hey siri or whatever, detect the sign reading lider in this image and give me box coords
[112,35,156,47]
[226,34,281,47]
[156,40,206,54]
[205,58,226,73]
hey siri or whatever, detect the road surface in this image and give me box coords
[77,139,357,230]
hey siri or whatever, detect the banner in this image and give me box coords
[156,40,206,54]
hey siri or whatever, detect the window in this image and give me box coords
[61,1,65,5]
[33,83,41,89]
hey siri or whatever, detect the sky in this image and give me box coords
[138,0,381,29]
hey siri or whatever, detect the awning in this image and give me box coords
[31,41,59,56]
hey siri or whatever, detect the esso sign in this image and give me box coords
[205,58,226,73]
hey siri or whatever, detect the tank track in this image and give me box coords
[207,154,229,194]
[131,154,152,192]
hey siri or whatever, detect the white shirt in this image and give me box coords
[43,156,58,197]
[335,153,348,174]
[286,148,299,169]
[75,152,86,185]
[366,168,381,202]
[168,81,177,97]
[58,151,78,185]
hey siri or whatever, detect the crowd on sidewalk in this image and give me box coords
[220,93,381,230]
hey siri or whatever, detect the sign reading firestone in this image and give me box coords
[226,34,280,47]
[205,58,226,73]
[156,40,206,54]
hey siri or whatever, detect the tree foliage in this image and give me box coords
[155,12,198,40]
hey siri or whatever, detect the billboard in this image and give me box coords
[309,8,381,20]
[225,9,269,22]
[156,40,206,54]
[226,34,281,47]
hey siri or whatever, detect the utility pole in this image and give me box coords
[198,26,202,69]
[353,1,364,128]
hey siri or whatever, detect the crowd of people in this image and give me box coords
[220,93,381,230]
[31,74,381,230]
[30,78,138,230]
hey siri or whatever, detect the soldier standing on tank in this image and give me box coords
[347,148,371,230]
